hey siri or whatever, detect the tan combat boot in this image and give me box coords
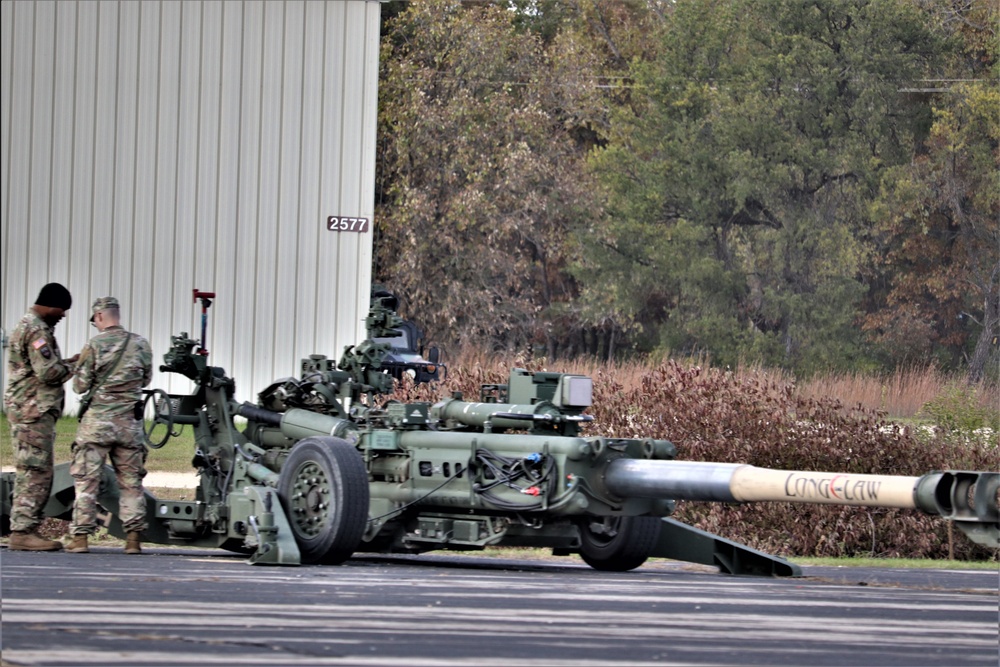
[66,534,90,553]
[124,531,142,555]
[9,530,63,551]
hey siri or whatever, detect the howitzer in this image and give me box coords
[2,295,997,574]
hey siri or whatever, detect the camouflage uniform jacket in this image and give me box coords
[3,309,75,423]
[73,326,153,419]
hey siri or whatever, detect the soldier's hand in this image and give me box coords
[67,354,80,364]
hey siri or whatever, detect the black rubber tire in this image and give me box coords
[577,516,662,572]
[277,436,369,564]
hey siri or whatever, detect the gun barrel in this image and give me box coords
[237,402,359,444]
[434,398,560,430]
[605,460,999,520]
[238,402,283,426]
[279,408,359,444]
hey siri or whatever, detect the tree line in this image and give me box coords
[373,0,998,382]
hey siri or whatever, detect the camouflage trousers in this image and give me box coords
[70,416,148,535]
[9,411,59,532]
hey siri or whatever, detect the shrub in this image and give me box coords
[918,382,1000,434]
[586,360,998,560]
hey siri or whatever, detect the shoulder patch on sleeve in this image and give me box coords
[32,337,53,359]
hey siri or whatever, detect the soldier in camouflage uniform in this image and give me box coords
[67,297,153,555]
[4,283,79,551]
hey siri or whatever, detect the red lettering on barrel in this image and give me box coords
[830,475,844,499]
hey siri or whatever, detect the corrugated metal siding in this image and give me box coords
[1,0,380,409]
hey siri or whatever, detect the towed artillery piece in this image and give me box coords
[2,294,997,575]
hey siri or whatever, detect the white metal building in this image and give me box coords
[1,0,381,410]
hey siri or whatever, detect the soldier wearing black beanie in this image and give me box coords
[35,282,73,311]
[4,283,80,551]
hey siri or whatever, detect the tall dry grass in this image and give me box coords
[793,366,988,419]
[439,348,997,421]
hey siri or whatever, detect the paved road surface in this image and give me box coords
[1,547,996,667]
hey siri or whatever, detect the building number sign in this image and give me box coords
[327,216,369,232]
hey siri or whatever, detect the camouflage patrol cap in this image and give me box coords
[90,296,120,321]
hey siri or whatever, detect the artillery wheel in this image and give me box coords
[577,516,662,572]
[277,436,369,564]
[142,389,174,449]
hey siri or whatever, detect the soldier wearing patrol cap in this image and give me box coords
[66,296,153,555]
[4,283,80,551]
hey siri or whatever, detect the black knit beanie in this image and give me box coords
[35,283,73,310]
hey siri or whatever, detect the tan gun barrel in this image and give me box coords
[604,459,999,524]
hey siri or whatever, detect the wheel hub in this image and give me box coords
[290,463,331,537]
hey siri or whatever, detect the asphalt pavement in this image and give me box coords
[1,546,997,667]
